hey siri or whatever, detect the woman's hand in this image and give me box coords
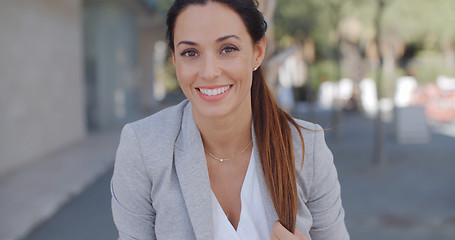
[270,221,309,240]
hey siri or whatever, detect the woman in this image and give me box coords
[111,0,349,239]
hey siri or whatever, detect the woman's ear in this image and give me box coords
[253,36,266,68]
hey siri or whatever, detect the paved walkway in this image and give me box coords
[320,113,455,240]
[7,111,455,240]
[0,130,120,240]
[21,167,117,240]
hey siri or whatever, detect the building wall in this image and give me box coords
[84,2,142,130]
[137,12,167,115]
[0,0,85,177]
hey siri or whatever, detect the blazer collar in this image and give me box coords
[174,103,278,238]
[174,103,214,239]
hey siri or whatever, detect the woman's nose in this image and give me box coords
[200,54,221,80]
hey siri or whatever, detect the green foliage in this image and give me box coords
[382,0,455,44]
[274,0,320,49]
[275,0,455,52]
[408,50,452,84]
[308,60,339,89]
[274,0,373,58]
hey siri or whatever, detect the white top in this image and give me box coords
[210,150,271,240]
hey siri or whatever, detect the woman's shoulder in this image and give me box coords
[127,100,189,137]
[290,118,334,202]
[292,118,323,132]
[289,118,329,165]
[289,118,324,148]
[120,100,189,155]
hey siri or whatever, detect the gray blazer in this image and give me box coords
[111,100,349,240]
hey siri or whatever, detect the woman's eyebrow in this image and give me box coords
[177,35,240,47]
[216,35,240,42]
[177,40,197,47]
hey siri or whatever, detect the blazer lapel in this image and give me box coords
[174,104,214,240]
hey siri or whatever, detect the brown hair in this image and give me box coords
[251,68,304,232]
[167,0,305,232]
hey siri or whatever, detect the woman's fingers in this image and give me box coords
[270,221,293,240]
[272,221,294,238]
[294,229,310,240]
[270,221,309,240]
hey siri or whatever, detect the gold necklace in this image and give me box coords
[204,140,253,162]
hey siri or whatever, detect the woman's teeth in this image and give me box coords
[198,85,230,96]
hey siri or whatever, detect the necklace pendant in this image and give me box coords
[220,158,223,162]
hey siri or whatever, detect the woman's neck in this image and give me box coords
[193,106,252,159]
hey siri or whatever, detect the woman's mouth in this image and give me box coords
[198,85,231,96]
[196,85,232,102]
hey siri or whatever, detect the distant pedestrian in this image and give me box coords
[110,0,349,239]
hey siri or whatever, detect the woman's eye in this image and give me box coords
[221,45,239,54]
[181,50,198,57]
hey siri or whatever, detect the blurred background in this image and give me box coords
[0,0,454,239]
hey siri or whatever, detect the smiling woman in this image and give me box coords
[172,3,261,120]
[110,1,349,240]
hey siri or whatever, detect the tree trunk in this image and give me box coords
[326,1,343,142]
[373,0,386,165]
[442,40,455,75]
[331,33,343,141]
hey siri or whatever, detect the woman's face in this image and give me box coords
[172,2,265,120]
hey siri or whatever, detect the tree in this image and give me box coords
[373,0,387,165]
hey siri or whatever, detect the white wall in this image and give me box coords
[0,0,85,177]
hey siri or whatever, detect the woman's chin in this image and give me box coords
[189,101,232,119]
[194,108,230,120]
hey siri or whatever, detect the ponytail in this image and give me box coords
[251,67,305,232]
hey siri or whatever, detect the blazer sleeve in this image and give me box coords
[111,124,156,240]
[307,124,349,240]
